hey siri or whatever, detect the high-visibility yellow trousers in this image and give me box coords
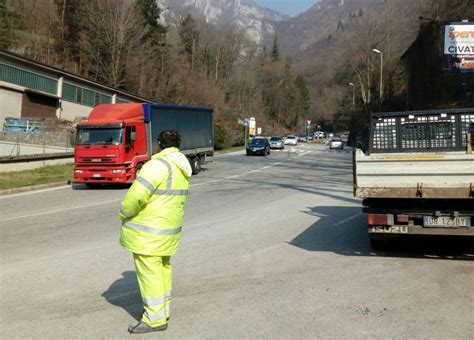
[133,254,172,327]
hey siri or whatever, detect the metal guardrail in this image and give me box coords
[0,152,74,173]
[0,152,74,163]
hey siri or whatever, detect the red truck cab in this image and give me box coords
[74,104,150,186]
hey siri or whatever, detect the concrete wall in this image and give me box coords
[0,155,74,172]
[0,131,74,148]
[0,87,22,124]
[0,142,73,157]
[60,101,92,121]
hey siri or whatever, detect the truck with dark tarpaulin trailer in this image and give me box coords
[74,103,213,187]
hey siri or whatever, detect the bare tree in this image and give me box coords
[79,0,146,88]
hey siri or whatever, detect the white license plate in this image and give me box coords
[92,174,101,178]
[423,216,471,227]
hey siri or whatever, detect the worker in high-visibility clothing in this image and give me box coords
[119,130,192,334]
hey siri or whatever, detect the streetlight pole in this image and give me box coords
[348,82,355,111]
[373,48,383,112]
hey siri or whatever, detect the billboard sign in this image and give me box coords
[443,22,474,72]
[249,117,256,136]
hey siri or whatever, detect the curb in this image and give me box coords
[0,181,70,196]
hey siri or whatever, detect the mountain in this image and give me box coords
[276,0,422,58]
[276,0,382,55]
[157,0,288,44]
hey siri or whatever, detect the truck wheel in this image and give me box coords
[190,157,201,175]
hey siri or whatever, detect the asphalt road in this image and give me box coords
[0,143,473,339]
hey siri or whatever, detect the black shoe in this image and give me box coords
[128,321,168,334]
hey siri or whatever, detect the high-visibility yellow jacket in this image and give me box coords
[119,147,192,256]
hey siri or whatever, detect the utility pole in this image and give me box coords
[373,48,383,112]
[348,82,355,110]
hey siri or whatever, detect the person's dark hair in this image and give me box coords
[158,130,181,149]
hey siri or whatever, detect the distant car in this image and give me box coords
[314,131,325,138]
[246,137,270,156]
[269,136,284,149]
[297,135,307,142]
[329,138,343,149]
[284,135,298,145]
[327,132,334,138]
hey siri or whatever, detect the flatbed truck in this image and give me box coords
[353,108,474,249]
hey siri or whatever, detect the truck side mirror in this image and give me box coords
[131,131,136,142]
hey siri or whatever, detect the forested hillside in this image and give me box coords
[1,0,473,145]
[278,0,474,130]
[1,0,313,146]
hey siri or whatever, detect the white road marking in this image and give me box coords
[0,185,70,200]
[190,160,286,187]
[0,199,121,222]
[298,151,312,157]
[332,213,363,226]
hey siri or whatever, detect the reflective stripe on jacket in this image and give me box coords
[119,147,192,256]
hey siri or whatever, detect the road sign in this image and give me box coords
[238,118,245,125]
[249,117,256,136]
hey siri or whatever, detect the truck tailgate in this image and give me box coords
[354,149,474,198]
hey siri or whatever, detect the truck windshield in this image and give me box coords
[76,127,123,145]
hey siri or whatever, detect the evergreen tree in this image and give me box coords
[137,0,160,27]
[136,0,167,37]
[0,0,12,49]
[294,74,312,127]
[271,35,280,62]
[54,0,83,63]
[179,15,200,70]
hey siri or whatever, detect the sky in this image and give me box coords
[254,0,317,17]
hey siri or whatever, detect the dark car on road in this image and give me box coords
[246,137,271,156]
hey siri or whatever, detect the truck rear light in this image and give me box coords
[397,215,409,223]
[368,214,394,226]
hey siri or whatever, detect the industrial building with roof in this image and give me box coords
[0,50,150,125]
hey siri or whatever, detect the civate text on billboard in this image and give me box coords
[443,22,474,73]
